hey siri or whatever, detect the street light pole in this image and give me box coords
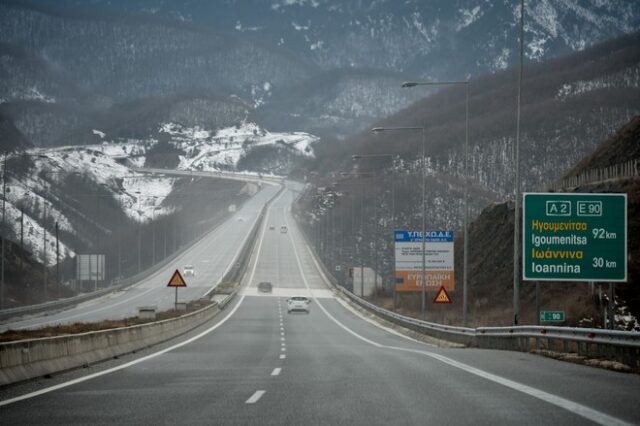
[43,200,48,300]
[360,184,365,297]
[1,151,6,309]
[513,0,525,326]
[352,154,395,301]
[152,206,161,265]
[40,169,79,298]
[134,191,142,273]
[371,127,427,319]
[337,175,371,297]
[420,127,427,320]
[55,221,59,299]
[401,79,471,325]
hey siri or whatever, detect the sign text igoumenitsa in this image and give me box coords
[522,193,627,282]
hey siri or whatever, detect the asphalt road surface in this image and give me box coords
[0,182,280,332]
[1,187,639,425]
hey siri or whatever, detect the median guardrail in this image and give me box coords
[298,219,640,368]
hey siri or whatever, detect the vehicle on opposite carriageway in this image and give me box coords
[183,265,195,276]
[258,282,273,293]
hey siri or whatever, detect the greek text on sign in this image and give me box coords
[523,193,627,282]
[394,230,455,291]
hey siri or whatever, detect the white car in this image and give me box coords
[183,265,195,277]
[287,296,311,314]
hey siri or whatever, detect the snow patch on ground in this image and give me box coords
[162,121,317,173]
[456,6,483,31]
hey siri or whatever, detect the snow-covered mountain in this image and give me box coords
[1,0,638,146]
[28,0,640,77]
[2,122,315,265]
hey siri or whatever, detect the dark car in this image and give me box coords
[258,281,273,293]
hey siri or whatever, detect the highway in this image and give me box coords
[1,187,639,425]
[0,182,280,332]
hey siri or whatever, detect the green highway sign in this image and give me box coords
[540,311,565,322]
[523,193,627,282]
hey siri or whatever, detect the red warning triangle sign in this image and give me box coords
[167,269,187,287]
[433,286,452,304]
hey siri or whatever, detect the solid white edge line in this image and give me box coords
[245,390,266,404]
[284,206,633,426]
[0,293,247,408]
[0,184,288,408]
[332,292,436,347]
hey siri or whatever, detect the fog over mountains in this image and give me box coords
[1,0,639,145]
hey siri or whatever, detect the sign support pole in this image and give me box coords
[608,282,614,330]
[535,281,540,326]
[167,269,187,310]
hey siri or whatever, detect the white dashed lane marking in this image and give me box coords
[246,390,266,404]
[271,368,282,376]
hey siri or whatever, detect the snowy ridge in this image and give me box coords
[161,122,317,172]
[556,65,640,100]
[2,122,317,265]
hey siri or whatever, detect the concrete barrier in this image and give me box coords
[0,303,221,385]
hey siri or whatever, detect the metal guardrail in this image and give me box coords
[217,289,238,310]
[297,218,640,367]
[550,159,639,190]
[0,210,230,323]
[338,278,640,366]
[476,325,640,348]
